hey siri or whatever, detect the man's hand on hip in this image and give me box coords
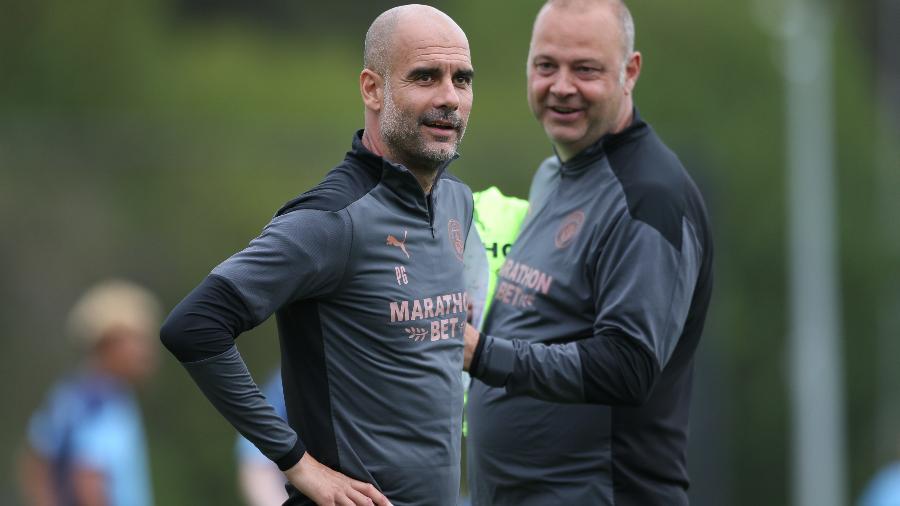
[284,452,392,506]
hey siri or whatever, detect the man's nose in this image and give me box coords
[549,69,576,97]
[433,78,461,110]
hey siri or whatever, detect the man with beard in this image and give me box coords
[463,1,713,505]
[161,5,474,505]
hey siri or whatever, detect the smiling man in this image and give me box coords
[463,1,714,505]
[161,5,475,505]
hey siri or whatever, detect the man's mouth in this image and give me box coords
[423,119,457,131]
[549,105,582,114]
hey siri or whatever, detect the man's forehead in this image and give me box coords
[530,5,621,59]
[531,32,612,57]
[389,16,470,66]
[399,43,472,67]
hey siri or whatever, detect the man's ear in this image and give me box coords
[624,51,642,96]
[360,69,384,112]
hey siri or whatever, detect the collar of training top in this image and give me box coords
[556,107,649,174]
[347,129,458,198]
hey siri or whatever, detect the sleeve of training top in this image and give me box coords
[470,210,703,406]
[160,209,351,470]
[236,372,286,465]
[463,225,489,330]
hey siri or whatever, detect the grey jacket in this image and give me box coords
[162,131,474,506]
[467,111,713,506]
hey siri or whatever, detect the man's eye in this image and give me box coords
[417,74,434,83]
[454,76,472,86]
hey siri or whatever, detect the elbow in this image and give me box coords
[583,366,657,406]
[578,335,661,406]
[159,299,209,363]
[159,276,247,363]
[617,368,657,406]
[159,310,188,359]
[159,299,239,363]
[617,344,659,406]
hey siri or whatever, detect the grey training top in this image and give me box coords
[161,131,474,506]
[467,111,714,506]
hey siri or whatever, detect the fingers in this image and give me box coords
[344,487,374,506]
[350,480,391,506]
[286,451,390,506]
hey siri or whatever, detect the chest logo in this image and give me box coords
[387,230,410,259]
[555,210,585,249]
[391,292,469,343]
[448,219,464,261]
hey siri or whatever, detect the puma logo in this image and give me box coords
[387,230,410,259]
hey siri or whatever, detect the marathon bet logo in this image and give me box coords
[390,291,468,343]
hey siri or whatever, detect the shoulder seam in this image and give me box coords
[605,168,686,251]
[277,188,377,216]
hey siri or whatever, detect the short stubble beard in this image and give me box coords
[380,81,466,173]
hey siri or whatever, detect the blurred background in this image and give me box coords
[2,0,898,504]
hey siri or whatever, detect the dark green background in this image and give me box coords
[2,0,896,504]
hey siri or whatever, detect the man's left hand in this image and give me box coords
[463,323,480,371]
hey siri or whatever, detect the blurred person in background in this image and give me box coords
[858,437,900,506]
[235,370,288,506]
[17,280,161,506]
[463,0,714,505]
[160,4,475,505]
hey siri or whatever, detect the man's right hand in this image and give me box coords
[284,452,392,506]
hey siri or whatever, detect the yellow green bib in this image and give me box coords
[473,186,529,323]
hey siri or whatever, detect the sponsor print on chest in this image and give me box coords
[383,218,468,344]
[492,209,586,310]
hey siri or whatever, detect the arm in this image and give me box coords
[466,213,703,406]
[161,276,306,470]
[235,373,288,506]
[465,323,658,405]
[71,466,108,506]
[19,443,111,506]
[160,210,390,505]
[18,446,57,506]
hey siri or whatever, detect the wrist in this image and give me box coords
[275,438,306,472]
[470,331,488,373]
[471,335,516,387]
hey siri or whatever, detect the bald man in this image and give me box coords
[161,5,475,505]
[463,1,713,505]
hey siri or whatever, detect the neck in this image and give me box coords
[611,102,635,135]
[362,129,439,194]
[87,356,120,382]
[556,104,634,162]
[362,129,386,158]
[409,167,438,195]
